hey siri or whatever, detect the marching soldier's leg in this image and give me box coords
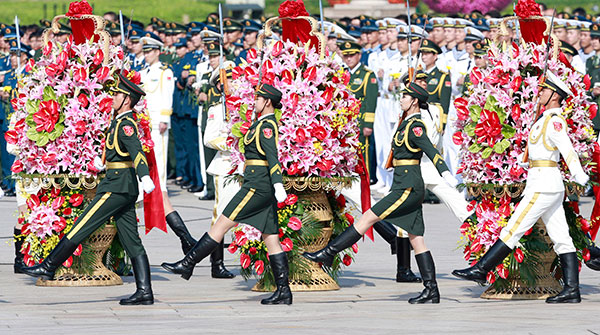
[428,182,472,222]
[115,198,154,305]
[541,195,580,303]
[21,192,119,280]
[396,230,422,283]
[260,234,292,305]
[452,191,549,284]
[201,147,217,200]
[166,211,196,255]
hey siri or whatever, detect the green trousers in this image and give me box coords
[65,191,146,258]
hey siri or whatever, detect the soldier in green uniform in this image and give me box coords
[339,41,378,182]
[21,73,157,306]
[586,23,600,134]
[420,40,452,128]
[162,84,293,305]
[304,82,458,304]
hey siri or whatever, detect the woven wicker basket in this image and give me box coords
[36,224,123,287]
[480,220,562,300]
[253,190,340,292]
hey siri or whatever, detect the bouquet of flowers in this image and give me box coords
[226,39,362,178]
[229,192,358,289]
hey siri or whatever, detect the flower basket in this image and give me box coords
[36,223,122,287]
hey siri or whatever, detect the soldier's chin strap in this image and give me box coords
[255,98,267,118]
[115,94,128,113]
[543,91,555,108]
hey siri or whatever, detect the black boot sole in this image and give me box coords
[161,263,193,280]
[119,299,154,305]
[212,272,235,279]
[302,252,333,267]
[408,297,440,304]
[260,298,293,305]
[396,276,423,283]
[546,297,581,303]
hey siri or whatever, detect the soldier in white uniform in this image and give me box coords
[453,72,589,304]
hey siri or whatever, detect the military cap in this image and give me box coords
[540,71,570,99]
[169,22,187,35]
[565,19,581,30]
[454,18,474,28]
[402,82,429,102]
[338,41,362,55]
[141,33,163,51]
[173,37,188,48]
[9,40,31,57]
[1,26,16,38]
[559,40,578,56]
[465,27,485,41]
[376,19,387,30]
[419,39,442,54]
[128,28,144,41]
[347,25,362,38]
[361,19,378,32]
[473,41,488,56]
[223,19,243,32]
[256,83,282,109]
[430,17,445,28]
[206,42,221,55]
[243,19,262,32]
[205,16,219,29]
[488,18,501,29]
[39,19,52,28]
[397,25,408,39]
[210,60,235,87]
[188,21,205,34]
[200,30,222,43]
[580,21,592,32]
[113,71,146,101]
[401,70,428,85]
[472,18,490,31]
[107,21,121,36]
[384,18,405,29]
[408,25,428,40]
[559,12,571,20]
[591,23,600,38]
[553,18,567,29]
[442,18,455,28]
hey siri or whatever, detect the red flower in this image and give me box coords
[310,126,327,141]
[249,247,257,255]
[344,213,354,225]
[286,162,300,176]
[246,48,257,62]
[454,97,469,121]
[296,128,307,143]
[73,67,88,82]
[285,194,298,206]
[4,129,17,145]
[583,248,591,262]
[25,58,35,72]
[240,253,251,269]
[26,194,40,210]
[289,92,299,109]
[486,271,496,284]
[73,244,83,256]
[34,100,60,133]
[470,67,482,86]
[524,227,533,236]
[303,66,317,82]
[56,51,68,71]
[63,256,73,268]
[351,243,358,253]
[278,228,284,238]
[511,104,522,121]
[117,48,124,60]
[590,104,598,120]
[336,194,346,209]
[277,202,287,209]
[99,97,113,113]
[281,69,294,85]
[496,264,508,279]
[96,66,110,82]
[50,187,61,198]
[63,207,72,216]
[93,49,104,66]
[240,121,251,135]
[580,218,591,233]
[51,196,65,210]
[281,238,293,252]
[515,0,541,19]
[474,109,502,146]
[66,0,93,16]
[254,260,265,275]
[11,160,23,173]
[227,243,238,254]
[279,0,310,17]
[514,248,524,263]
[316,159,333,171]
[510,75,523,91]
[584,74,592,91]
[287,216,302,231]
[43,41,53,56]
[452,131,463,145]
[271,41,284,57]
[342,254,352,266]
[69,193,84,207]
[77,93,89,108]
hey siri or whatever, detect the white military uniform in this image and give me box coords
[140,61,175,191]
[194,59,213,192]
[499,107,588,254]
[420,106,471,222]
[204,98,241,224]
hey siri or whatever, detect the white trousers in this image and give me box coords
[499,191,575,255]
[151,128,168,191]
[211,175,241,225]
[442,102,461,177]
[374,97,394,187]
[426,181,471,222]
[342,179,408,238]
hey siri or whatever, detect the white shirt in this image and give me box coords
[140,61,175,127]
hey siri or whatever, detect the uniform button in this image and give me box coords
[115,171,119,174]
[251,169,254,173]
[404,170,408,173]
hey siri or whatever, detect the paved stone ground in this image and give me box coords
[1,183,600,334]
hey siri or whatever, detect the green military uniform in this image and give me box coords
[420,40,452,128]
[370,112,449,236]
[222,113,283,234]
[65,111,150,258]
[340,41,378,176]
[586,24,600,133]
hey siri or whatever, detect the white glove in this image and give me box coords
[93,156,105,171]
[274,183,287,203]
[442,171,459,188]
[141,175,156,194]
[516,153,529,168]
[574,173,590,186]
[0,187,4,199]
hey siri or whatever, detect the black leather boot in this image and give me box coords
[21,238,78,280]
[161,233,219,280]
[210,240,235,279]
[408,251,440,304]
[373,221,398,254]
[120,254,154,305]
[546,252,581,303]
[396,237,422,283]
[261,252,293,305]
[166,211,196,254]
[584,244,600,271]
[452,240,511,285]
[14,228,25,274]
[302,226,362,267]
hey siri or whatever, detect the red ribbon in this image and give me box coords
[590,144,600,239]
[278,0,321,52]
[358,155,374,241]
[66,1,100,45]
[143,148,166,234]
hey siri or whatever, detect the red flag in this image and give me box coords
[143,148,166,234]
